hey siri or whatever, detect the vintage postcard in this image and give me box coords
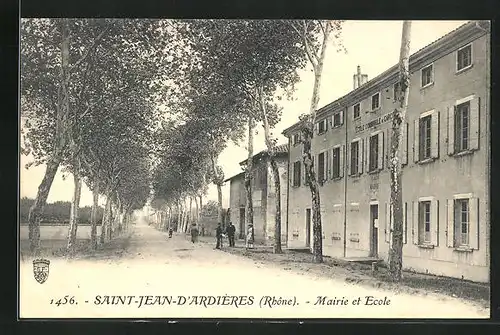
[19,19,491,319]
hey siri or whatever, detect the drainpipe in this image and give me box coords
[343,106,348,258]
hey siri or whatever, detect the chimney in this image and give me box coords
[353,65,368,90]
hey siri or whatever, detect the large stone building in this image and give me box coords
[225,144,289,245]
[282,21,490,283]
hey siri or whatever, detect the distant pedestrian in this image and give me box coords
[227,222,236,247]
[190,224,199,243]
[215,223,223,249]
[246,224,254,249]
[168,227,173,238]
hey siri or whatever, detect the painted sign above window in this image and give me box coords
[354,112,393,134]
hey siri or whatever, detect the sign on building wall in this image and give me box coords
[355,111,393,134]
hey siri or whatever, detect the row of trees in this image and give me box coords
[20,197,104,224]
[21,18,174,254]
[149,20,346,256]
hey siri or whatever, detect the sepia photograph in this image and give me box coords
[19,19,491,319]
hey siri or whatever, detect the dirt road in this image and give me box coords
[19,222,489,319]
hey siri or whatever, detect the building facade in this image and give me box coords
[283,21,490,283]
[225,144,289,245]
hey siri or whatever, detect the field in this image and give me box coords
[19,224,103,260]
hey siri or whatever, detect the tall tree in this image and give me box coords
[389,21,412,282]
[289,20,345,263]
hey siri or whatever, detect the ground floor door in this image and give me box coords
[305,208,311,248]
[370,204,379,257]
[239,208,245,239]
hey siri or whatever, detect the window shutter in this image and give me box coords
[403,202,407,244]
[325,150,330,180]
[431,199,439,246]
[431,111,440,158]
[385,202,391,243]
[412,201,419,245]
[447,107,455,155]
[312,155,316,179]
[377,131,384,170]
[365,137,370,172]
[314,122,319,135]
[402,122,408,165]
[469,197,479,250]
[386,128,392,168]
[469,97,480,151]
[358,139,364,174]
[339,110,344,126]
[446,199,455,247]
[414,119,420,162]
[302,160,306,185]
[339,145,345,178]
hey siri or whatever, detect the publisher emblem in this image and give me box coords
[33,258,50,284]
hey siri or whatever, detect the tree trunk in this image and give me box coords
[270,158,282,253]
[28,156,61,256]
[389,20,412,282]
[216,184,223,226]
[245,115,255,240]
[199,195,204,236]
[194,196,199,226]
[100,195,111,244]
[301,21,332,263]
[259,85,282,253]
[177,201,182,232]
[90,178,99,250]
[67,168,82,254]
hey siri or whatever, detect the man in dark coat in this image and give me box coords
[215,223,223,249]
[227,222,236,247]
[190,224,199,243]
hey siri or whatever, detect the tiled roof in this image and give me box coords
[239,143,289,165]
[224,171,245,183]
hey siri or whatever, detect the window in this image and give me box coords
[419,115,432,160]
[455,101,470,153]
[332,147,340,179]
[447,196,479,250]
[456,199,469,246]
[350,140,359,175]
[419,201,432,244]
[371,93,380,110]
[332,111,344,127]
[421,64,433,87]
[457,44,472,71]
[317,152,326,183]
[448,96,479,155]
[353,103,360,119]
[385,202,408,244]
[393,82,401,101]
[369,134,378,171]
[317,119,328,135]
[415,110,439,163]
[292,133,301,146]
[412,198,438,246]
[292,161,301,187]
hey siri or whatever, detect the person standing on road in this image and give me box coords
[215,223,223,249]
[227,222,236,247]
[168,227,173,238]
[190,223,199,243]
[245,224,254,250]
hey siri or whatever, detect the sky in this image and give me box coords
[20,20,468,208]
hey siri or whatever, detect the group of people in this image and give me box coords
[167,221,255,250]
[215,222,254,250]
